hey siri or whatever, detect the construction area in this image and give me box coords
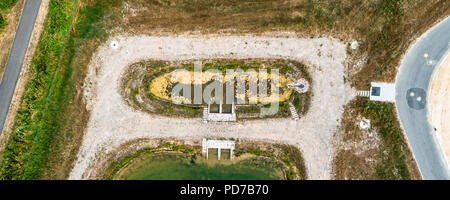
[0,0,448,181]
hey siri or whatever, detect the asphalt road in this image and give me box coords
[0,0,42,135]
[396,16,450,180]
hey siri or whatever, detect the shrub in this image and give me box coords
[0,0,17,11]
[0,15,6,32]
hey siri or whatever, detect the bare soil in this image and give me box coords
[0,0,50,160]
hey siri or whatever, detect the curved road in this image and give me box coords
[396,16,450,180]
[0,0,42,135]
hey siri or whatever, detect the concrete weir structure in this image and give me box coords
[202,139,235,160]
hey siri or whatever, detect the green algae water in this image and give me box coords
[115,153,284,180]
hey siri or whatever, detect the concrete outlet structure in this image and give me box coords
[369,82,396,102]
[202,139,235,160]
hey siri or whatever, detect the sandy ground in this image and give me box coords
[428,51,450,167]
[69,35,355,180]
[0,0,50,155]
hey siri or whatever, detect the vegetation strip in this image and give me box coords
[0,0,18,33]
[0,0,123,179]
[0,0,79,180]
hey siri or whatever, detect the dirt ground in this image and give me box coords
[0,0,50,158]
[69,34,355,180]
[428,52,450,167]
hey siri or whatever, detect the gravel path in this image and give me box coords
[69,35,354,180]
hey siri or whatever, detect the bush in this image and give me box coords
[0,15,5,32]
[0,0,17,11]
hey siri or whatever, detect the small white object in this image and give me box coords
[410,92,415,97]
[359,118,371,130]
[416,96,422,102]
[110,40,119,49]
[424,53,429,58]
[350,40,359,50]
[427,60,434,66]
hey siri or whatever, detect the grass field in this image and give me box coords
[0,0,122,179]
[0,0,448,179]
[0,15,5,32]
[332,98,421,179]
[0,0,21,81]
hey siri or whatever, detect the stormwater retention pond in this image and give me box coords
[114,153,284,180]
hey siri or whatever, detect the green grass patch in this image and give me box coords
[0,0,78,180]
[0,0,17,34]
[0,15,5,33]
[0,0,123,180]
[0,0,17,11]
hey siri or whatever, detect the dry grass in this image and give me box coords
[116,0,450,88]
[352,0,450,89]
[332,98,421,180]
[0,0,24,83]
[38,0,123,179]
